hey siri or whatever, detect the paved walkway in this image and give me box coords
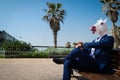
[0,58,86,80]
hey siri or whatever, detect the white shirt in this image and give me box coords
[90,37,101,58]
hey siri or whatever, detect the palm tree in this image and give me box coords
[117,26,120,38]
[117,26,120,46]
[43,2,66,48]
[65,42,71,48]
[100,0,120,48]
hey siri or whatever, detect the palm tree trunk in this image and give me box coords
[112,23,119,48]
[53,31,57,48]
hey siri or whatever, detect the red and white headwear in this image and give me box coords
[90,18,109,36]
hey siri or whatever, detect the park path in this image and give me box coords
[0,58,82,80]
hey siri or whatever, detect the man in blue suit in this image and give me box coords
[61,18,114,80]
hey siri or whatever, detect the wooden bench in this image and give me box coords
[72,49,120,80]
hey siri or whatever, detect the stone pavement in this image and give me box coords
[0,58,86,80]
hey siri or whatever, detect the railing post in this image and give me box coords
[3,50,5,58]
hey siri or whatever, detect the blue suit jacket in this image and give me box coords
[83,35,114,73]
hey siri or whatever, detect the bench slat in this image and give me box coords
[80,72,120,80]
[110,49,120,70]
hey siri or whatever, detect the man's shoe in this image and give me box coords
[53,58,64,64]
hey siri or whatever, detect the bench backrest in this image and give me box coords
[110,49,120,71]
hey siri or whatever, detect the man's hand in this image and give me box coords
[75,42,83,49]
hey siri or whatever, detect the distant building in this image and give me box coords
[0,30,17,46]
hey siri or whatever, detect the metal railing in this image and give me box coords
[0,50,33,58]
[0,46,71,58]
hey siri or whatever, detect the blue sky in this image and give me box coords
[0,0,120,46]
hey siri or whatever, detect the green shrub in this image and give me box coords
[2,47,73,58]
[0,54,4,58]
[19,52,33,58]
[32,51,49,58]
[47,47,72,55]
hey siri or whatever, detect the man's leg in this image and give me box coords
[62,48,99,80]
[52,48,84,64]
[63,59,85,80]
[63,60,72,80]
[63,48,86,80]
[67,48,99,72]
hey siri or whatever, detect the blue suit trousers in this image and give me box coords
[63,48,99,80]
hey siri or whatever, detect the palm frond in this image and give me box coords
[43,16,49,22]
[43,9,47,12]
[57,3,62,9]
[100,0,105,4]
[60,19,64,23]
[43,2,65,30]
[49,19,60,32]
